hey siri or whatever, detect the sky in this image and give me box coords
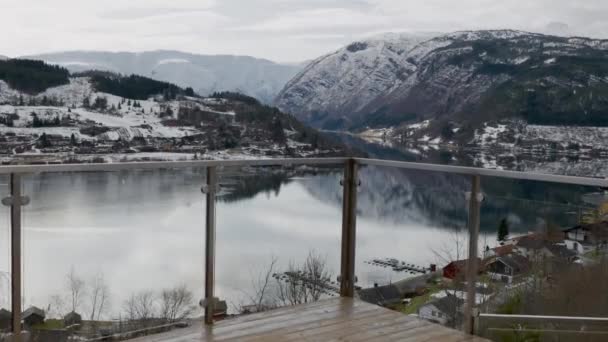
[1,0,607,62]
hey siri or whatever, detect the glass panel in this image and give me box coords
[355,165,482,331]
[215,165,343,315]
[21,169,205,340]
[477,177,608,341]
[0,175,11,335]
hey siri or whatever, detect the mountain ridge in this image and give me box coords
[26,50,303,104]
[275,29,608,133]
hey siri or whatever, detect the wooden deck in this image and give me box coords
[131,298,490,341]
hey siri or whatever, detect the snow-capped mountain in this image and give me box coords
[275,32,439,129]
[26,50,302,104]
[276,30,608,133]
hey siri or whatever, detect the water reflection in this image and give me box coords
[0,162,600,318]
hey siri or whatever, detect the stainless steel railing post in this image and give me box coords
[340,159,358,297]
[3,174,27,341]
[203,167,217,325]
[464,175,482,334]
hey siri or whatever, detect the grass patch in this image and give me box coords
[33,319,64,330]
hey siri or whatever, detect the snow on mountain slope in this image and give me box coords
[26,50,302,104]
[276,30,608,131]
[0,78,199,141]
[275,32,439,129]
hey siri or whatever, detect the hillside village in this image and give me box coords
[0,60,349,165]
[355,218,608,331]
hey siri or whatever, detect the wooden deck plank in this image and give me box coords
[213,301,374,340]
[240,303,388,341]
[129,298,491,342]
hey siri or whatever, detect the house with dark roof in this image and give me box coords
[358,283,401,307]
[485,254,531,284]
[515,235,577,262]
[418,294,464,327]
[22,306,45,327]
[0,308,11,331]
[63,311,82,327]
[563,221,608,254]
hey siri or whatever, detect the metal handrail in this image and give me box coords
[0,157,349,174]
[479,313,608,322]
[356,158,608,187]
[0,157,605,188]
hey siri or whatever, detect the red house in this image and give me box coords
[442,258,482,280]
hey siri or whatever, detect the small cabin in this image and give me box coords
[22,306,45,327]
[0,308,11,331]
[63,311,82,327]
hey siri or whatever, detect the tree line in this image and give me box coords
[0,59,70,94]
[79,71,195,100]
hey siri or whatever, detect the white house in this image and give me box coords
[563,222,608,255]
[418,295,464,327]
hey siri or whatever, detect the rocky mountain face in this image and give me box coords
[275,32,438,129]
[276,30,608,134]
[26,50,302,104]
[0,59,348,164]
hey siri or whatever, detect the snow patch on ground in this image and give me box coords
[475,123,507,145]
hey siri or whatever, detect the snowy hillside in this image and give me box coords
[276,30,608,132]
[0,75,348,164]
[26,50,302,104]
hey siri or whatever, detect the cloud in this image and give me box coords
[0,0,607,62]
[229,8,390,33]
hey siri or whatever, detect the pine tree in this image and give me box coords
[39,132,51,148]
[70,133,78,146]
[497,218,509,242]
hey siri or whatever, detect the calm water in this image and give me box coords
[0,139,600,318]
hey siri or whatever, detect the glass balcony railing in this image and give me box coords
[0,157,606,341]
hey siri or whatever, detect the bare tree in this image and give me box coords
[159,284,196,323]
[239,252,331,314]
[67,267,86,313]
[88,272,110,321]
[46,294,67,319]
[123,290,156,323]
[276,251,331,306]
[238,256,279,313]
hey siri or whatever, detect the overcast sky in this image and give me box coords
[1,0,607,62]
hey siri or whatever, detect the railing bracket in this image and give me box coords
[2,195,30,207]
[201,184,221,194]
[465,191,484,203]
[199,297,220,308]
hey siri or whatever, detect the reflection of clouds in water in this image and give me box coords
[1,170,487,318]
[0,272,9,309]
